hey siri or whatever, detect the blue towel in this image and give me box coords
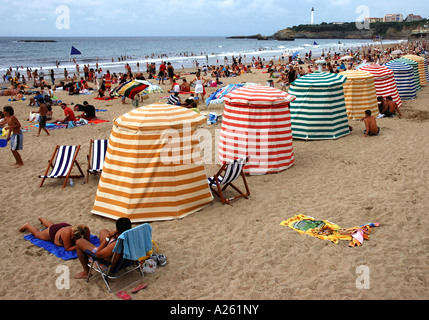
[113,223,152,260]
[23,234,100,260]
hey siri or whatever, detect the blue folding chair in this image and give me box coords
[207,156,250,205]
[86,139,108,183]
[39,145,84,188]
[85,223,153,292]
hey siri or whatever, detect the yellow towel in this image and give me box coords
[280,214,352,244]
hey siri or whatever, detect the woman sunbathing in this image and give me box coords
[19,217,90,251]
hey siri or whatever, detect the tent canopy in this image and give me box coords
[92,103,213,222]
[402,55,427,87]
[219,85,296,175]
[288,72,350,140]
[384,61,417,100]
[358,64,402,108]
[340,70,379,119]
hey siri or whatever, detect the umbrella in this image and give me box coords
[391,50,402,55]
[340,55,352,61]
[205,83,255,106]
[112,80,149,99]
[292,51,300,59]
[135,80,164,93]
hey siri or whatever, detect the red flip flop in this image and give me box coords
[131,283,148,294]
[116,290,132,300]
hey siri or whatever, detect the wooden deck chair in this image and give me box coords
[207,156,250,205]
[86,139,108,183]
[39,145,84,188]
[85,223,153,292]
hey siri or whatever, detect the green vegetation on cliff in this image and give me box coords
[291,19,429,36]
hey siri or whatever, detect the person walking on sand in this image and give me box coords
[2,106,24,167]
[362,109,380,137]
[35,98,50,137]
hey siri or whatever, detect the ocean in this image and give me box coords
[0,36,406,78]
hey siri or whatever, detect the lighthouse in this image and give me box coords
[311,7,314,25]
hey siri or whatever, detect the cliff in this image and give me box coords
[227,19,428,41]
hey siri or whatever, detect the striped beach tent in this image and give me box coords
[205,83,254,106]
[288,72,350,140]
[384,61,417,100]
[219,84,296,175]
[340,70,379,120]
[424,57,429,82]
[402,55,427,87]
[358,64,402,109]
[92,104,213,222]
[394,58,421,91]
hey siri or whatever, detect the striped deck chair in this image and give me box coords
[86,139,108,183]
[39,145,84,188]
[207,156,250,205]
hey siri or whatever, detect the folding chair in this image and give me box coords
[85,223,153,293]
[39,145,85,188]
[86,139,108,183]
[207,156,250,205]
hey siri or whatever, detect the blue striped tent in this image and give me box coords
[394,58,421,91]
[288,72,350,140]
[384,61,417,100]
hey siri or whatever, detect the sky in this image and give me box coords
[0,0,427,37]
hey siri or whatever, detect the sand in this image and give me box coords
[1,59,429,301]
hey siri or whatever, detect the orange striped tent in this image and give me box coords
[92,104,213,222]
[358,64,402,108]
[402,55,427,87]
[340,70,379,120]
[219,84,296,175]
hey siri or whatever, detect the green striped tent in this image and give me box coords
[288,72,350,140]
[394,58,421,91]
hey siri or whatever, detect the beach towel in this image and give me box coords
[94,97,117,101]
[113,224,153,261]
[280,214,379,246]
[23,233,100,260]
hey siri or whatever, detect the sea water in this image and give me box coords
[0,36,406,78]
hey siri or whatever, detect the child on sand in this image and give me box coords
[363,110,380,137]
[2,106,24,167]
[35,98,51,137]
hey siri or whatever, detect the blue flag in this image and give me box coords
[70,46,81,55]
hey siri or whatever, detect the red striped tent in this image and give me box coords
[358,64,402,108]
[92,103,213,222]
[219,85,296,175]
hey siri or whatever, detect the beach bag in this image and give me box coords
[67,121,75,129]
[142,259,157,273]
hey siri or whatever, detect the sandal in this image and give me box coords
[131,283,148,294]
[116,290,132,300]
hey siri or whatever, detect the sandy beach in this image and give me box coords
[1,49,429,301]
